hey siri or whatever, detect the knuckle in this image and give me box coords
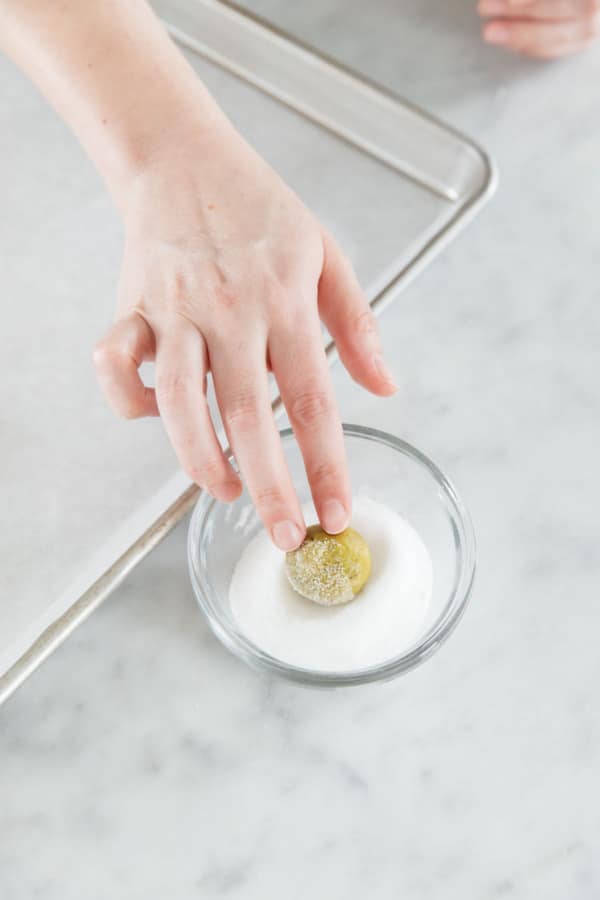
[353,309,378,339]
[224,391,261,433]
[213,286,238,311]
[290,389,332,427]
[115,396,144,421]
[198,457,227,486]
[274,309,314,347]
[173,271,187,301]
[254,485,287,509]
[308,460,340,488]
[155,370,192,403]
[260,274,283,306]
[204,273,239,312]
[174,429,198,456]
[184,463,206,485]
[120,406,140,421]
[92,341,118,372]
[184,459,223,491]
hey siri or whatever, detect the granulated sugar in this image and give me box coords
[229,497,433,672]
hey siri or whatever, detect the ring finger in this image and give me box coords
[155,322,241,500]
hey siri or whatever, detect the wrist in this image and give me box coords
[97,81,233,211]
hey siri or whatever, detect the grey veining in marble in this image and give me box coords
[1,0,600,897]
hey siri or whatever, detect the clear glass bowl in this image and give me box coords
[187,425,476,687]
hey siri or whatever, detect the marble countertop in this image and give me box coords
[1,1,599,897]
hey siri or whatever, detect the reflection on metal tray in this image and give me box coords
[0,0,495,705]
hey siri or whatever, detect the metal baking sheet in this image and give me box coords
[0,0,495,705]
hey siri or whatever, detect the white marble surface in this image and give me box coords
[1,3,467,677]
[1,0,600,896]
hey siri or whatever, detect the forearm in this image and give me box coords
[0,0,229,205]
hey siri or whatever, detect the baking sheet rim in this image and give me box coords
[0,8,497,707]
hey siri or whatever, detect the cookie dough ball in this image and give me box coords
[285,525,372,606]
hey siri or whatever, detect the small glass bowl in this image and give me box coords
[187,425,476,687]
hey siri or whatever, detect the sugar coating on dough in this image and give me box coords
[229,497,433,672]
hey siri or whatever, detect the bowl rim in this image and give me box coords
[187,424,476,687]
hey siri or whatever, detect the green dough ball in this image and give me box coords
[285,525,372,606]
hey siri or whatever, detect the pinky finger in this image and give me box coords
[93,312,159,419]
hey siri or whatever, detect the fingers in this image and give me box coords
[211,339,305,550]
[479,0,600,19]
[478,1,600,57]
[155,323,241,501]
[93,312,159,419]
[270,315,351,537]
[483,17,596,56]
[318,231,398,397]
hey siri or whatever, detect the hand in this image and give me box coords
[93,124,397,550]
[0,0,396,551]
[478,0,600,57]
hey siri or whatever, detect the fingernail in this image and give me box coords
[373,354,398,392]
[321,499,350,535]
[272,520,304,551]
[211,481,242,503]
[485,23,510,44]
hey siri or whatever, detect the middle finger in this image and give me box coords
[269,315,351,537]
[211,336,305,551]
